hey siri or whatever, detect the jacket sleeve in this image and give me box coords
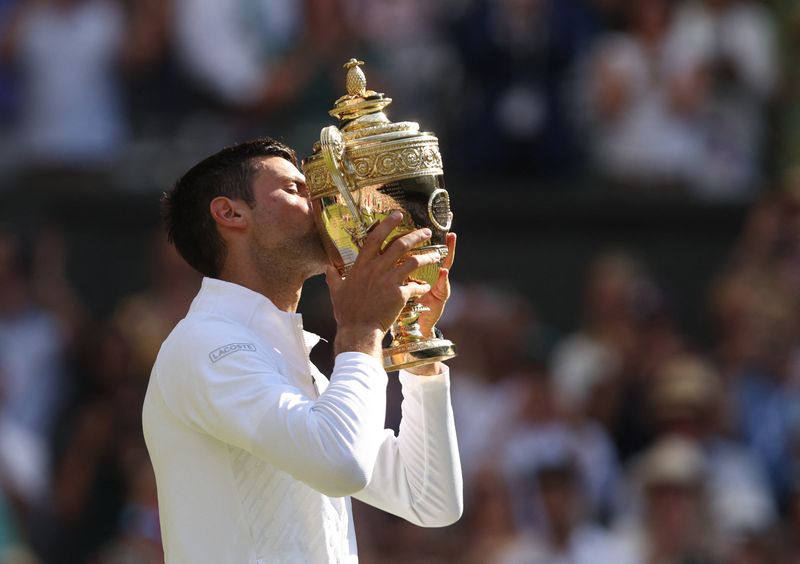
[156,324,389,498]
[353,366,463,527]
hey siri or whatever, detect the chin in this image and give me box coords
[304,249,330,277]
[310,236,329,263]
[301,261,327,281]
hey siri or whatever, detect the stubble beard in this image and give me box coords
[250,226,329,283]
[298,227,330,277]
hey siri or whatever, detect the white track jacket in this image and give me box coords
[142,277,463,563]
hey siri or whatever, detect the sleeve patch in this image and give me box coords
[209,343,257,363]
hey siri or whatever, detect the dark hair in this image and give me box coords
[162,138,297,277]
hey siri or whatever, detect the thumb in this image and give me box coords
[430,267,450,300]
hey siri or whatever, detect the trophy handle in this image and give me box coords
[319,126,369,244]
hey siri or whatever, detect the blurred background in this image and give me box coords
[0,0,799,562]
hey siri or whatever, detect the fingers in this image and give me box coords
[360,210,403,257]
[443,232,457,270]
[429,267,450,301]
[394,248,442,280]
[381,227,432,264]
[401,282,431,302]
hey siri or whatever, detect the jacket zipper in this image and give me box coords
[295,319,320,398]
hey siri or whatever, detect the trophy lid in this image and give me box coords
[304,58,443,199]
[329,59,394,126]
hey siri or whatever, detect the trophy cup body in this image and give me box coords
[303,59,456,371]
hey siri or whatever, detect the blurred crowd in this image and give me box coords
[441,183,800,564]
[0,0,799,562]
[353,177,800,564]
[0,0,797,195]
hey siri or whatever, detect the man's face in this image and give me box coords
[246,156,328,275]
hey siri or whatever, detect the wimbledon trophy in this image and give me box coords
[303,59,457,371]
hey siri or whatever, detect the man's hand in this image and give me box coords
[326,212,443,362]
[416,232,456,340]
[406,232,457,376]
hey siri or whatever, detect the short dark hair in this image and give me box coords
[162,138,297,277]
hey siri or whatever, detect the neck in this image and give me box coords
[219,262,306,313]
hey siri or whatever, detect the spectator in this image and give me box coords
[551,251,645,382]
[89,444,161,564]
[48,326,142,563]
[170,0,361,155]
[0,229,66,513]
[111,231,200,379]
[583,0,708,193]
[341,0,458,136]
[712,183,800,506]
[458,468,520,564]
[614,436,718,564]
[1,0,130,169]
[172,0,310,111]
[502,370,622,526]
[550,250,684,459]
[668,0,778,198]
[443,283,540,487]
[648,355,777,537]
[496,458,629,564]
[0,0,20,169]
[449,0,598,178]
[730,292,800,507]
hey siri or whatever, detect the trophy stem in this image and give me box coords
[383,298,457,372]
[390,299,428,347]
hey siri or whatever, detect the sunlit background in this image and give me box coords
[0,0,799,562]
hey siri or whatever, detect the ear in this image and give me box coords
[209,197,249,230]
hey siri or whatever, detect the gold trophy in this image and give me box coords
[303,59,457,371]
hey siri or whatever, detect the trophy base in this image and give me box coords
[383,338,457,372]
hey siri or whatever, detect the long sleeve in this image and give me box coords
[155,320,389,498]
[354,366,463,527]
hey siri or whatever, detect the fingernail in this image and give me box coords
[422,228,432,237]
[391,210,402,220]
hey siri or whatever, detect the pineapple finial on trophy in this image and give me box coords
[330,58,392,122]
[344,59,367,97]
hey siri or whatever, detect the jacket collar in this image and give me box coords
[189,277,322,351]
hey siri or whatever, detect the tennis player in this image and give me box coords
[142,138,462,563]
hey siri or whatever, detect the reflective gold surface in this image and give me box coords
[303,59,456,371]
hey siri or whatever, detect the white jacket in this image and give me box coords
[142,278,463,563]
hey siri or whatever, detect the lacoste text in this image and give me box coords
[209,343,257,363]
